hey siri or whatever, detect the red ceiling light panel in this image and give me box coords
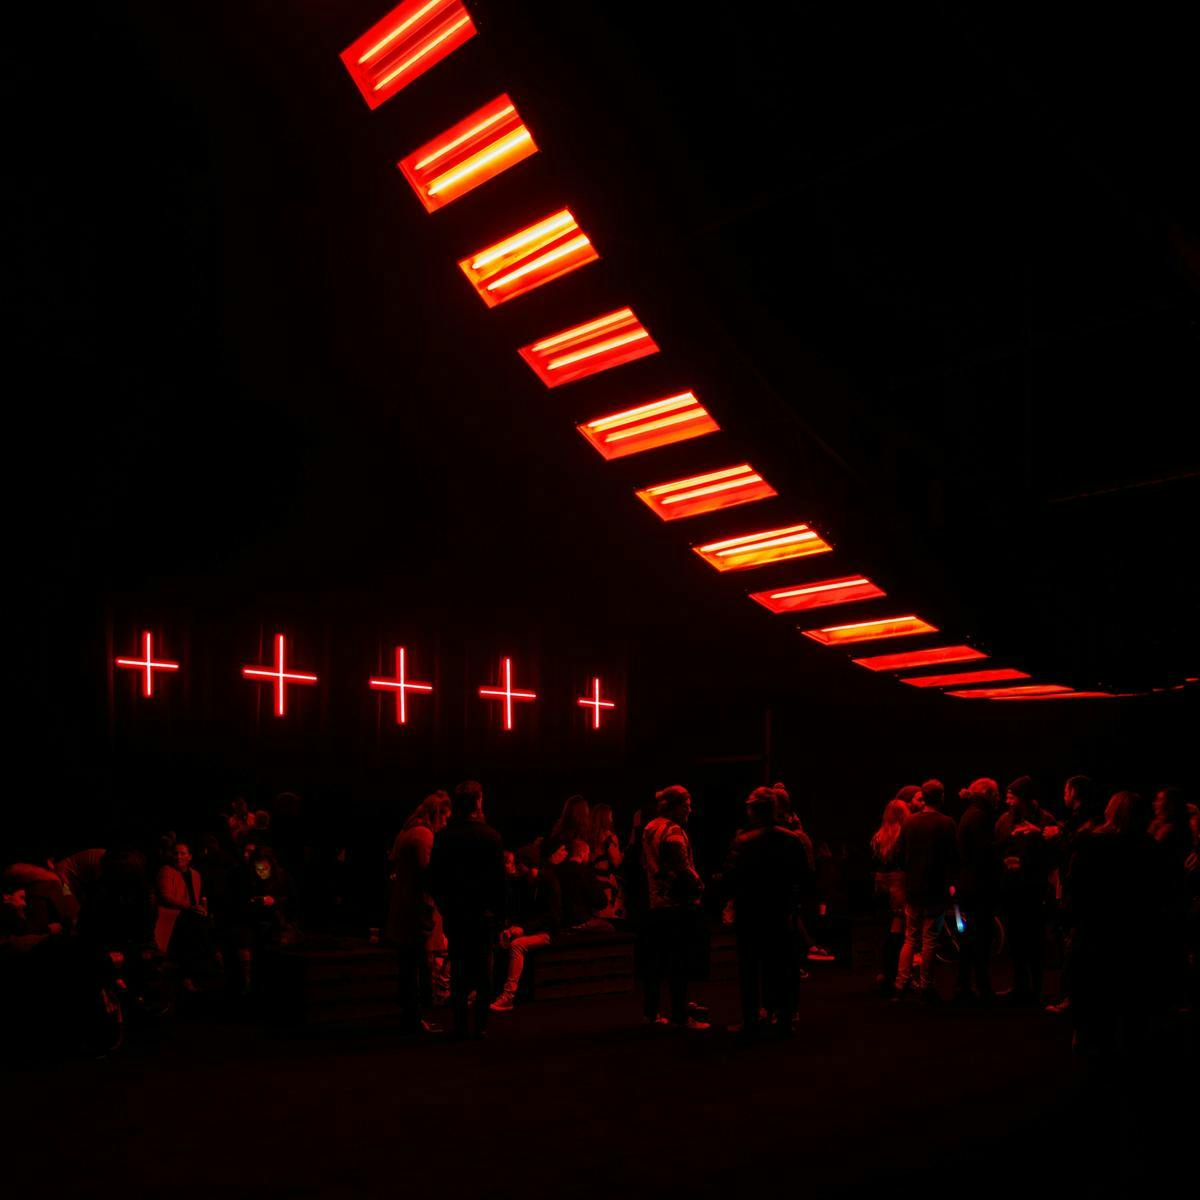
[802,615,937,646]
[340,0,477,110]
[578,392,719,460]
[901,667,1029,689]
[694,524,832,572]
[520,308,659,387]
[948,684,1074,700]
[369,646,434,724]
[459,209,599,307]
[852,645,987,672]
[478,656,537,730]
[242,634,318,718]
[749,575,884,614]
[115,631,180,697]
[399,94,538,212]
[636,464,775,521]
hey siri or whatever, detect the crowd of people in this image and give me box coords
[870,776,1198,1052]
[2,773,1196,1056]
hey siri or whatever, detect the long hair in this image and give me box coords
[870,798,909,862]
[403,790,450,832]
[1101,791,1139,835]
[588,803,614,853]
[552,794,590,841]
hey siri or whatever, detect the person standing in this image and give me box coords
[429,780,505,1040]
[640,786,709,1029]
[893,786,957,1001]
[870,795,911,996]
[385,791,449,1035]
[723,787,809,1037]
[954,779,1002,1004]
[995,776,1057,1004]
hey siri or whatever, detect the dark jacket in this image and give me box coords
[956,800,1000,906]
[429,817,505,935]
[896,809,957,909]
[556,860,604,927]
[722,824,810,923]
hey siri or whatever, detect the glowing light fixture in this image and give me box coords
[749,575,884,614]
[520,308,659,387]
[991,690,1115,701]
[459,210,598,307]
[693,524,832,572]
[852,645,987,672]
[369,646,434,724]
[901,668,1030,688]
[636,464,775,521]
[577,676,616,730]
[340,0,477,110]
[948,684,1074,700]
[242,634,318,718]
[577,392,719,460]
[478,656,536,730]
[399,94,537,212]
[115,631,180,697]
[802,615,937,646]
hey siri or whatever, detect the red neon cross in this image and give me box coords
[369,646,433,724]
[242,633,318,718]
[115,631,180,697]
[478,656,536,731]
[577,676,616,729]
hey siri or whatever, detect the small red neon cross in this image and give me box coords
[369,646,433,724]
[115,631,180,697]
[577,676,616,729]
[242,633,318,718]
[478,656,536,730]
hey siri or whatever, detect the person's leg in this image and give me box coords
[642,911,665,1020]
[768,919,797,1029]
[895,905,919,991]
[736,926,761,1030]
[396,944,422,1028]
[1029,901,1046,1000]
[471,936,492,1035]
[496,933,551,1003]
[918,910,942,992]
[448,938,469,1035]
[975,905,995,997]
[666,909,691,1024]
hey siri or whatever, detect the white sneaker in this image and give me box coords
[489,993,515,1013]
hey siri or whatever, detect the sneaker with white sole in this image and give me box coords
[489,993,515,1013]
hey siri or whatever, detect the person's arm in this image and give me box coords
[607,833,623,870]
[156,867,190,910]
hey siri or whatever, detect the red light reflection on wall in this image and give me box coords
[399,94,537,212]
[242,634,318,718]
[340,0,476,110]
[694,524,832,572]
[459,210,599,307]
[577,677,616,729]
[369,646,434,724]
[478,656,537,730]
[578,392,719,460]
[802,615,937,646]
[115,631,180,697]
[901,668,1029,688]
[749,575,884,614]
[636,464,775,521]
[852,645,987,672]
[520,308,659,387]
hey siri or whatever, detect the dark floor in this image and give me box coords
[9,941,1192,1198]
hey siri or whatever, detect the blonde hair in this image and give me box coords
[870,798,909,861]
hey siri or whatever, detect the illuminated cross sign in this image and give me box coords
[115,631,180,697]
[242,633,318,718]
[477,656,536,730]
[369,646,434,724]
[577,676,616,730]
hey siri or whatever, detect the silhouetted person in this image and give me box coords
[893,785,957,1000]
[954,778,1002,1004]
[723,787,809,1037]
[640,786,709,1029]
[385,792,450,1035]
[429,781,505,1039]
[154,841,215,990]
[995,776,1057,1004]
[491,842,566,1013]
[870,794,911,996]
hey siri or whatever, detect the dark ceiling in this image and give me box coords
[11,0,1199,725]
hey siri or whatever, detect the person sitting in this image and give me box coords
[232,848,294,998]
[490,841,567,1012]
[154,841,215,992]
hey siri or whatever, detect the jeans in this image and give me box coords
[447,925,493,1036]
[497,932,552,999]
[955,904,995,997]
[895,904,944,992]
[642,907,694,1023]
[736,916,797,1028]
